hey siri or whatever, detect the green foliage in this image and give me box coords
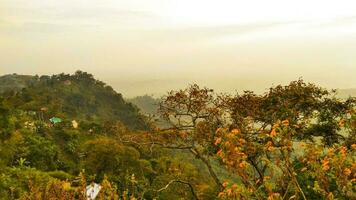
[0,98,14,140]
[82,138,142,179]
[24,134,61,171]
[1,73,355,199]
[47,170,73,180]
[2,71,148,130]
[0,167,55,199]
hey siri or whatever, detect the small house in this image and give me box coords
[50,117,62,124]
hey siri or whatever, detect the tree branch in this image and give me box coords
[156,179,199,200]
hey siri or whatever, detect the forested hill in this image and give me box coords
[127,95,160,115]
[0,71,147,130]
[0,74,36,93]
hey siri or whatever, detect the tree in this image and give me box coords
[24,134,60,171]
[124,81,355,199]
[143,84,225,192]
[0,98,14,140]
[82,138,156,196]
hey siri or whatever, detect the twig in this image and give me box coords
[156,179,199,200]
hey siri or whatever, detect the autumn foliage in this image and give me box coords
[143,80,356,199]
[1,74,355,199]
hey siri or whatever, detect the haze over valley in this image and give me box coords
[1,1,356,199]
[1,0,356,96]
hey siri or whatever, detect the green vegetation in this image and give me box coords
[0,72,215,199]
[1,71,147,130]
[0,72,355,199]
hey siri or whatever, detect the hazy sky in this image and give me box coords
[1,0,356,97]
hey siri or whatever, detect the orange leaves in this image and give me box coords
[231,184,239,190]
[216,149,224,157]
[351,144,356,150]
[270,129,277,137]
[281,119,289,126]
[222,181,229,188]
[339,146,347,157]
[214,128,251,174]
[224,141,231,147]
[321,157,330,171]
[214,137,222,146]
[269,119,289,138]
[272,122,280,129]
[218,182,243,199]
[267,193,281,200]
[231,129,240,135]
[214,119,355,200]
[297,143,355,199]
[343,168,352,176]
[217,192,225,198]
[238,138,246,144]
[269,119,291,138]
[217,182,229,199]
[238,161,248,169]
[266,141,274,151]
[226,188,233,196]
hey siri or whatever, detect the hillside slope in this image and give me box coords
[1,71,147,130]
[0,72,215,199]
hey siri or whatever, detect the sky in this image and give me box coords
[1,0,356,97]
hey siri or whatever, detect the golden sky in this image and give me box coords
[1,0,356,97]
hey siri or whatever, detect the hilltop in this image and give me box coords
[127,95,160,115]
[0,71,147,130]
[0,74,36,93]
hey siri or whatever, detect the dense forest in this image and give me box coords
[0,71,355,199]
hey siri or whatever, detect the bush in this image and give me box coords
[48,170,73,181]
